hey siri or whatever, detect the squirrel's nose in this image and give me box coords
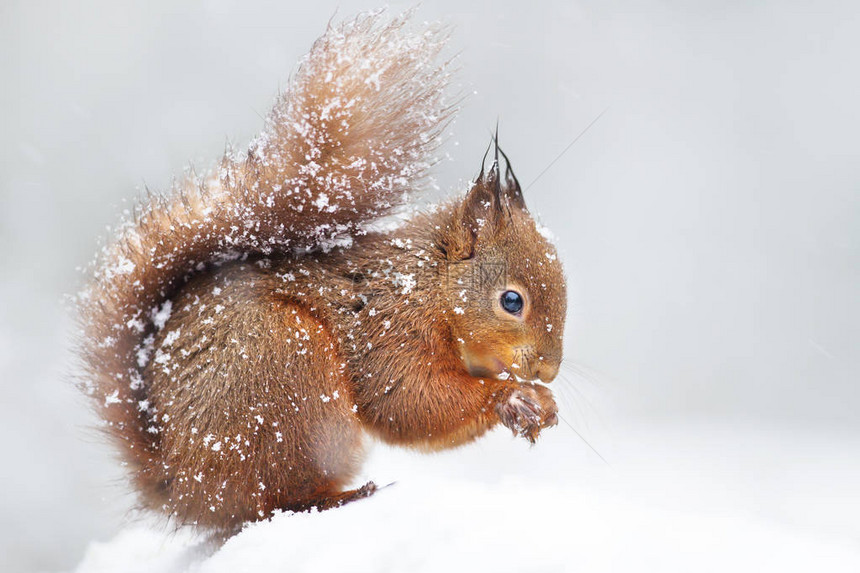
[536,360,559,383]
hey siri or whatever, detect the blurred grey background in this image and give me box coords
[2,0,859,571]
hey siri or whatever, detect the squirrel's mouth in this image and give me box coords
[465,361,505,380]
[461,346,545,383]
[464,356,540,383]
[497,368,541,384]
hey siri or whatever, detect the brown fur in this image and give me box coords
[78,11,566,532]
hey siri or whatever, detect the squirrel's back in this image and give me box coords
[77,12,453,513]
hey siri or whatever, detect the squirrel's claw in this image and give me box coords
[532,383,559,430]
[543,411,559,429]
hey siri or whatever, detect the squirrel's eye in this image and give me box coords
[500,290,524,315]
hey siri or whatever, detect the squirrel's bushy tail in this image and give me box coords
[77,11,453,503]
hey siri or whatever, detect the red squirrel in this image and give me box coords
[78,11,567,531]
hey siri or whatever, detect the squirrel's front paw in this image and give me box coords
[496,383,558,444]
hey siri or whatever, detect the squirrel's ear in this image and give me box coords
[442,136,525,261]
[441,148,502,260]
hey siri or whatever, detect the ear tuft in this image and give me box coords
[497,145,526,212]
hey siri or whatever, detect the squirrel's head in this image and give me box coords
[438,140,567,384]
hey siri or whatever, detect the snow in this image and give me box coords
[112,256,136,276]
[151,300,173,331]
[72,422,860,573]
[103,390,120,407]
[162,329,181,347]
[534,222,556,242]
[392,272,416,295]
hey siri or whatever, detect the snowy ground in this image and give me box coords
[73,421,860,573]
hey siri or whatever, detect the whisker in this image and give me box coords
[559,360,603,387]
[525,106,609,191]
[557,412,611,467]
[555,369,601,422]
[553,373,589,420]
[548,358,614,465]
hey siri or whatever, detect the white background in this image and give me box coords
[2,1,859,571]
